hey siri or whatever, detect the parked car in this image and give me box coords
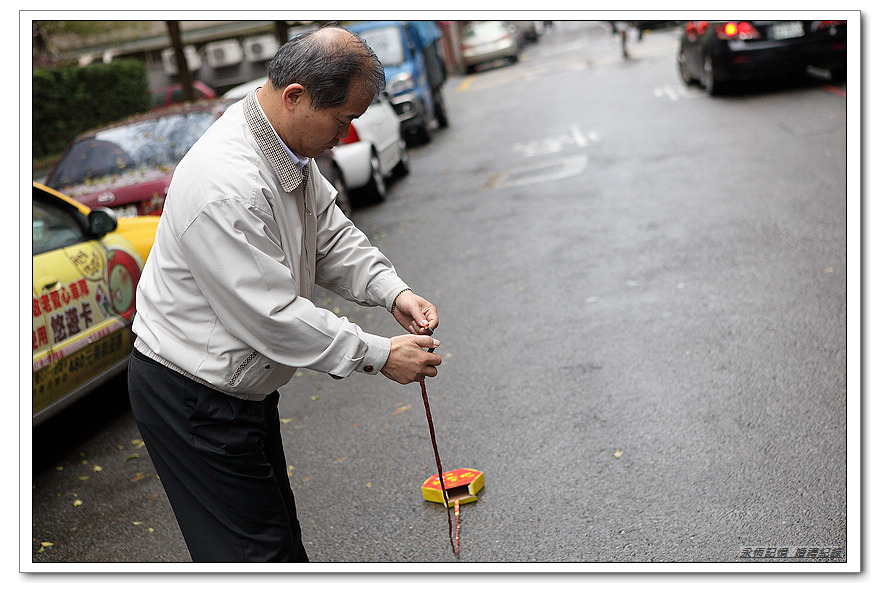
[224,78,408,205]
[510,21,546,43]
[349,20,449,145]
[678,20,847,95]
[31,182,160,426]
[460,21,522,73]
[331,91,409,204]
[151,80,216,109]
[44,99,234,218]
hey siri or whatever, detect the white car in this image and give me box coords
[224,78,408,204]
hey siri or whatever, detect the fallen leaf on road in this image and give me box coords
[93,465,102,472]
[613,449,623,459]
[280,418,292,424]
[73,500,82,507]
[393,404,412,415]
[125,454,139,462]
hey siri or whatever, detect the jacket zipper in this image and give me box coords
[229,349,259,386]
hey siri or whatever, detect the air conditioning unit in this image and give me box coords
[205,39,244,69]
[161,46,201,75]
[243,35,279,63]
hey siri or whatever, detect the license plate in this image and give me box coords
[771,21,804,40]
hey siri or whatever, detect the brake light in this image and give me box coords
[717,21,761,40]
[685,21,710,36]
[339,124,359,145]
[816,20,845,29]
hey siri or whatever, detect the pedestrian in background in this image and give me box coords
[610,20,633,59]
[127,25,441,562]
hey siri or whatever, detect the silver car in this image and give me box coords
[461,21,522,73]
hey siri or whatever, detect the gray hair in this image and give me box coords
[266,25,385,110]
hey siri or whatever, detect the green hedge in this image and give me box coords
[32,59,151,161]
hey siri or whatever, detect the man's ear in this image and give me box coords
[281,83,307,111]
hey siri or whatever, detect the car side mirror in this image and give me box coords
[88,208,118,236]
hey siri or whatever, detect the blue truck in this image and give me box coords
[350,21,449,145]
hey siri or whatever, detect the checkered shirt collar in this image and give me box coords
[244,90,308,192]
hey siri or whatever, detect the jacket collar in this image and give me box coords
[244,90,307,192]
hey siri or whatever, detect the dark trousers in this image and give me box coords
[128,348,308,562]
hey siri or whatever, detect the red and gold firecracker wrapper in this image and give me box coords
[421,468,484,507]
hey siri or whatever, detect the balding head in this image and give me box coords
[265,25,385,110]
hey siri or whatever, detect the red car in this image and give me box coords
[151,80,216,109]
[45,99,233,218]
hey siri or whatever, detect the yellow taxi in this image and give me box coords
[31,182,159,426]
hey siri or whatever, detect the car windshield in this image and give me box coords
[46,111,217,188]
[358,26,406,67]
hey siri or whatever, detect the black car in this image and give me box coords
[677,20,846,95]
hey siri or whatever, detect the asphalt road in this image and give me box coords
[29,21,851,568]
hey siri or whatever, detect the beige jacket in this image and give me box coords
[132,91,409,400]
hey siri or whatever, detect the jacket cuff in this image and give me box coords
[378,278,411,312]
[356,333,391,375]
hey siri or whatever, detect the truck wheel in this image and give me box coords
[433,91,448,129]
[412,118,432,145]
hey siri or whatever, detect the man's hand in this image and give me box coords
[392,290,438,335]
[381,334,442,385]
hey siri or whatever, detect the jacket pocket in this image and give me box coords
[228,349,296,394]
[229,350,260,387]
